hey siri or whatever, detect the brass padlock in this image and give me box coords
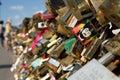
[104,34,120,56]
[99,0,120,28]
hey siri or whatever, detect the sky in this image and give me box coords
[0,0,46,26]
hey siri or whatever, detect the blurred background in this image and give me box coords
[0,0,45,79]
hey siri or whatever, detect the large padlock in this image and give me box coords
[63,0,93,21]
[99,0,120,28]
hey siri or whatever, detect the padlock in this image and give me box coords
[68,15,78,28]
[63,0,93,21]
[72,20,99,46]
[60,10,72,24]
[99,0,120,28]
[36,37,48,49]
[98,52,115,66]
[85,0,105,12]
[60,56,74,67]
[45,58,60,72]
[45,0,65,16]
[32,46,40,55]
[47,45,56,55]
[56,7,69,16]
[42,27,55,39]
[49,34,58,42]
[58,72,70,80]
[47,37,62,48]
[55,7,69,25]
[83,38,102,60]
[104,34,120,56]
[107,59,120,71]
[57,24,73,37]
[96,10,109,26]
[39,66,49,77]
[51,42,65,58]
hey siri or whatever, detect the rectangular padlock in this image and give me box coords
[104,34,120,56]
[98,52,115,66]
[60,56,74,67]
[83,38,102,60]
[45,58,60,72]
[63,0,92,21]
[72,20,99,46]
[57,24,73,37]
[51,42,65,58]
[61,10,72,24]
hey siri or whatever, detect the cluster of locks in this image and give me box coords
[10,0,120,80]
